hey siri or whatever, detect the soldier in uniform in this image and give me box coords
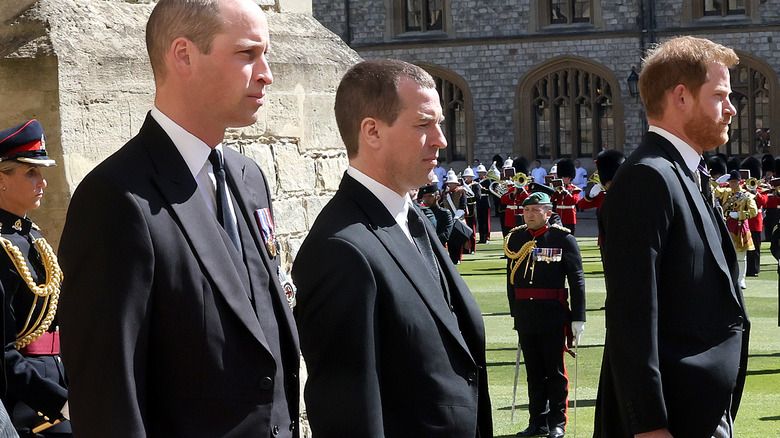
[0,120,70,437]
[442,169,468,264]
[475,164,492,243]
[715,170,758,289]
[505,191,585,438]
[551,159,580,235]
[462,168,480,253]
[418,183,454,246]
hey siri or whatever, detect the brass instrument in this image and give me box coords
[587,171,600,186]
[745,177,759,191]
[513,172,528,186]
[489,172,528,197]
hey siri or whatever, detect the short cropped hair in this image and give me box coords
[335,59,436,158]
[146,0,224,81]
[639,36,738,119]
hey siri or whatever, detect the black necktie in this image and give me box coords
[698,158,713,205]
[208,148,242,251]
[407,206,441,283]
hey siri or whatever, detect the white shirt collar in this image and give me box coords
[649,125,701,174]
[150,106,222,179]
[346,166,413,241]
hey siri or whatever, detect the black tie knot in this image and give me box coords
[209,148,224,172]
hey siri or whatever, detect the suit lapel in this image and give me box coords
[139,117,268,348]
[652,134,741,303]
[223,151,299,348]
[341,175,473,358]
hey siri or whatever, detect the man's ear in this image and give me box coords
[361,117,382,151]
[671,83,689,111]
[169,37,195,76]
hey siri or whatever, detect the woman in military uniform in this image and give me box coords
[0,120,69,437]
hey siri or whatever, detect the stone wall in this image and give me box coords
[313,0,780,171]
[0,0,360,264]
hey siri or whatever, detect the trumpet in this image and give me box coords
[587,172,601,186]
[513,172,528,186]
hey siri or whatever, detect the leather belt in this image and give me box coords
[19,331,60,356]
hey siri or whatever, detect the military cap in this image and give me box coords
[527,182,556,197]
[741,156,761,180]
[761,154,775,173]
[706,156,727,176]
[418,183,438,196]
[522,191,552,206]
[556,158,575,179]
[595,149,624,184]
[728,170,742,181]
[0,120,56,166]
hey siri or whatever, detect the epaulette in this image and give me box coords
[507,224,528,234]
[551,223,571,234]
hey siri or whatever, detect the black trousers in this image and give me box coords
[518,326,568,430]
[476,198,491,242]
[747,230,762,275]
[465,215,477,252]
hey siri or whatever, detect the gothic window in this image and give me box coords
[549,0,591,24]
[703,0,746,16]
[434,76,467,162]
[404,0,443,32]
[530,67,614,159]
[720,64,771,155]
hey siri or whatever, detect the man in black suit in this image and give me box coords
[292,59,492,438]
[595,36,750,438]
[57,1,299,436]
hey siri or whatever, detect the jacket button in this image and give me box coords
[260,377,273,390]
[467,372,477,383]
[272,425,279,435]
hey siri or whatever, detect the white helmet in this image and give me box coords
[462,167,475,178]
[503,158,514,169]
[476,164,487,173]
[550,164,557,174]
[445,168,459,184]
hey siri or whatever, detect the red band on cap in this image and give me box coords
[7,140,43,155]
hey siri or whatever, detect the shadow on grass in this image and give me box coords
[749,351,780,358]
[484,312,511,316]
[746,368,780,376]
[488,360,525,367]
[497,398,597,410]
[487,346,518,352]
[760,415,780,421]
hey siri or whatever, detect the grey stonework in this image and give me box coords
[314,0,780,172]
[1,0,360,268]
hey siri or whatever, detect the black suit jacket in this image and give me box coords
[58,115,300,437]
[594,132,750,438]
[292,173,492,438]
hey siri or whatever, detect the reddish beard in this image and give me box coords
[683,106,731,152]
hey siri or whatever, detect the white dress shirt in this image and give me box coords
[150,107,238,223]
[346,166,414,243]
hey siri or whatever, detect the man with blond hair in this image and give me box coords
[58,1,300,436]
[595,36,750,438]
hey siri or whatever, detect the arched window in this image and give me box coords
[717,54,778,156]
[520,58,622,160]
[422,65,474,164]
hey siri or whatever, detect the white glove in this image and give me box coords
[588,183,602,198]
[729,211,739,219]
[572,321,585,345]
[61,401,70,420]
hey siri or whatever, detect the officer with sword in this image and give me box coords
[505,190,586,438]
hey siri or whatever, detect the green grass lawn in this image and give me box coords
[458,235,780,438]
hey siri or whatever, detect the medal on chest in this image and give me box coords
[254,207,278,259]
